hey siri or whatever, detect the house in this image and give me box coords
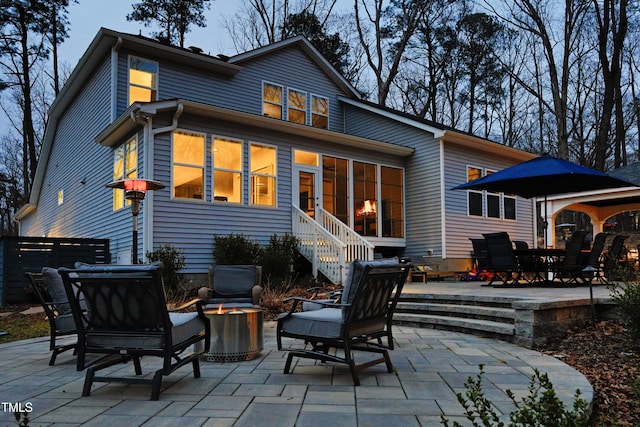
[14,28,537,283]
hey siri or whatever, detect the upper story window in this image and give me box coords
[213,137,243,203]
[311,95,329,129]
[466,166,515,220]
[263,83,283,119]
[250,143,277,206]
[287,89,307,124]
[113,136,137,210]
[129,56,158,105]
[173,130,205,200]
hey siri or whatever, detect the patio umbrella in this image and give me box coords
[452,154,637,245]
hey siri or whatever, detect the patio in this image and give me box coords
[0,289,594,427]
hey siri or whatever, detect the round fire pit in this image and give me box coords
[201,307,263,362]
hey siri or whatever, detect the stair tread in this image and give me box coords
[393,312,515,334]
[397,302,515,315]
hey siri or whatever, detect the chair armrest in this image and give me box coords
[169,298,206,313]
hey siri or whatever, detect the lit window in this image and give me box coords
[322,156,349,226]
[354,161,377,237]
[173,131,205,200]
[57,190,64,206]
[467,166,483,217]
[381,166,404,237]
[287,89,307,124]
[128,56,158,105]
[294,150,318,166]
[113,137,137,210]
[213,137,243,203]
[250,144,277,206]
[311,95,329,129]
[263,83,282,119]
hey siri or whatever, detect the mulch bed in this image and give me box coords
[540,320,640,426]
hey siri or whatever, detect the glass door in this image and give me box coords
[294,167,321,219]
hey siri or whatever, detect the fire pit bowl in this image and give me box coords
[200,306,263,362]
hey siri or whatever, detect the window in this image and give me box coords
[311,95,329,129]
[263,83,283,119]
[113,136,137,210]
[287,89,307,124]
[128,56,158,105]
[173,131,205,200]
[466,165,515,220]
[250,144,277,206]
[381,166,404,237]
[323,156,349,225]
[57,190,64,206]
[294,150,319,166]
[353,161,378,237]
[213,137,242,203]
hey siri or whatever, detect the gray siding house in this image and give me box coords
[15,28,536,283]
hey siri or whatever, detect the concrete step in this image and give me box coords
[396,302,515,324]
[393,312,515,341]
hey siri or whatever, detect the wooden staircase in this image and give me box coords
[394,293,519,342]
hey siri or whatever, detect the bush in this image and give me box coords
[259,234,299,286]
[608,273,640,340]
[213,234,262,265]
[146,244,186,295]
[440,364,589,427]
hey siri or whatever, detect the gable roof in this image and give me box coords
[229,36,361,99]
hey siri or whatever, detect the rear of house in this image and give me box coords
[15,28,536,283]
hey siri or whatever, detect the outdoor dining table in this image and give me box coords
[513,247,566,284]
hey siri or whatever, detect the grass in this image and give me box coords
[0,306,50,344]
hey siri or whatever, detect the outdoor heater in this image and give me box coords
[105,178,165,264]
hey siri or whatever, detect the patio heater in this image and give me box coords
[105,178,165,264]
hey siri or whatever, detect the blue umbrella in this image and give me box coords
[453,154,637,245]
[453,155,635,198]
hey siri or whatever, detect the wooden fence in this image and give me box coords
[0,236,110,305]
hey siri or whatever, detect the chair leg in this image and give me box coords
[284,352,295,374]
[133,357,143,375]
[150,371,163,401]
[192,358,201,378]
[82,368,95,397]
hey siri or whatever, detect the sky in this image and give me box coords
[59,0,248,67]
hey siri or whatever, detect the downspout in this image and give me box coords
[111,37,122,122]
[439,137,447,258]
[142,102,184,259]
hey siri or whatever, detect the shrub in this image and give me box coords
[259,234,299,286]
[146,244,186,295]
[608,272,640,340]
[440,364,589,427]
[213,234,263,265]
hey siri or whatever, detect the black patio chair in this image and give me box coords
[513,240,538,284]
[580,232,608,282]
[468,238,490,280]
[482,232,521,286]
[602,235,629,282]
[276,262,409,386]
[552,231,588,284]
[58,263,210,401]
[26,268,78,366]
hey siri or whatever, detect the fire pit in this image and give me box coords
[200,306,263,362]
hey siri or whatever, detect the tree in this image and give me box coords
[127,0,212,48]
[282,10,352,78]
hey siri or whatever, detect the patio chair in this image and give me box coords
[513,240,537,284]
[580,232,608,282]
[552,231,587,284]
[198,265,263,309]
[26,268,78,366]
[58,262,210,401]
[482,232,521,286]
[276,262,410,385]
[602,235,629,282]
[468,238,491,281]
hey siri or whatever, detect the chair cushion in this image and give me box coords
[213,265,257,296]
[54,313,76,332]
[42,267,71,314]
[278,308,343,339]
[169,312,206,345]
[341,257,399,304]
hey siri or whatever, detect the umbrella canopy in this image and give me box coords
[453,155,636,198]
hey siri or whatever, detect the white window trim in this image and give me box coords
[262,81,283,118]
[128,55,159,105]
[311,93,330,129]
[249,141,278,207]
[465,165,516,221]
[212,135,244,205]
[286,87,308,125]
[171,129,206,202]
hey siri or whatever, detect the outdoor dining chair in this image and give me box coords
[276,262,409,385]
[482,232,521,286]
[602,235,630,282]
[58,262,210,401]
[553,231,588,284]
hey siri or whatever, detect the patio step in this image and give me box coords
[394,294,517,342]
